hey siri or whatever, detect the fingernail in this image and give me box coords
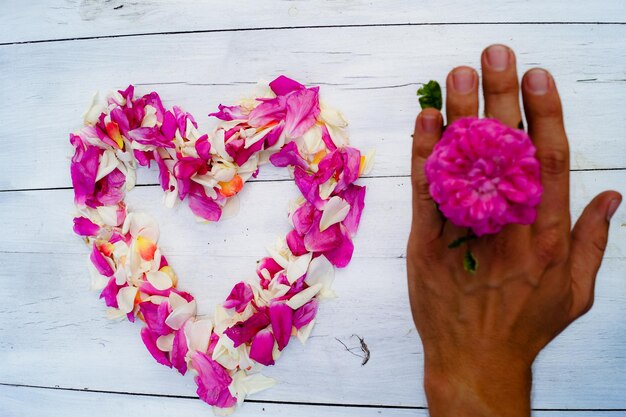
[607,198,621,222]
[526,69,550,95]
[420,113,439,134]
[486,45,510,71]
[452,68,475,94]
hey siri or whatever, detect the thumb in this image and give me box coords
[569,191,622,317]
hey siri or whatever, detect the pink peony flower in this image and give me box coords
[425,117,542,236]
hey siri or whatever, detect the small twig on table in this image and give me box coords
[335,334,371,366]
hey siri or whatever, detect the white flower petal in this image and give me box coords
[82,92,106,125]
[141,105,158,128]
[305,255,335,291]
[168,292,187,310]
[116,286,138,314]
[156,333,175,352]
[219,195,240,220]
[184,319,213,353]
[96,205,119,227]
[114,267,127,286]
[129,213,159,242]
[242,373,276,396]
[146,270,172,291]
[297,319,316,344]
[165,299,196,330]
[95,149,120,182]
[319,196,350,231]
[319,178,337,200]
[286,284,322,310]
[320,102,348,128]
[302,124,323,154]
[88,263,109,291]
[286,252,312,284]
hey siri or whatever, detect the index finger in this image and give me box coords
[411,108,444,243]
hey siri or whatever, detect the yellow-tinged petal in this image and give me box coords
[160,265,178,287]
[312,149,327,165]
[136,236,157,261]
[105,121,124,149]
[146,270,173,291]
[219,175,243,197]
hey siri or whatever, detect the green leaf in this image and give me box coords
[417,80,442,110]
[448,234,477,249]
[463,250,478,274]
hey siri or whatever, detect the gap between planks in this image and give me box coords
[1,21,625,47]
[0,168,625,194]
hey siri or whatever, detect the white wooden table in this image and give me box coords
[1,2,625,416]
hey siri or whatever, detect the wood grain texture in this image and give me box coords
[1,0,625,44]
[0,174,624,409]
[1,25,626,192]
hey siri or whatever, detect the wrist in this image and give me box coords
[423,344,532,417]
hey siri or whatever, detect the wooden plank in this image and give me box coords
[3,386,624,417]
[1,25,626,192]
[0,173,624,259]
[1,1,625,44]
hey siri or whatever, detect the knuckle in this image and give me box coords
[535,231,569,266]
[590,235,608,255]
[412,175,433,202]
[538,148,569,175]
[485,77,519,95]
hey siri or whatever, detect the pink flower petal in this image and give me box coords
[304,212,343,252]
[70,135,100,205]
[127,127,174,148]
[284,87,320,138]
[291,201,316,235]
[248,96,287,128]
[188,186,222,221]
[286,229,307,256]
[249,328,275,366]
[269,301,293,351]
[171,328,189,375]
[294,167,324,209]
[223,282,254,313]
[173,157,205,200]
[191,351,237,408]
[161,110,177,139]
[208,104,247,121]
[90,244,114,277]
[141,327,172,368]
[195,134,212,160]
[73,216,100,236]
[224,311,270,348]
[269,141,308,169]
[270,75,305,96]
[293,299,318,329]
[139,301,172,336]
[340,184,366,237]
[99,277,122,308]
[323,225,354,268]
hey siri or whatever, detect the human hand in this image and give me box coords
[407,44,622,417]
